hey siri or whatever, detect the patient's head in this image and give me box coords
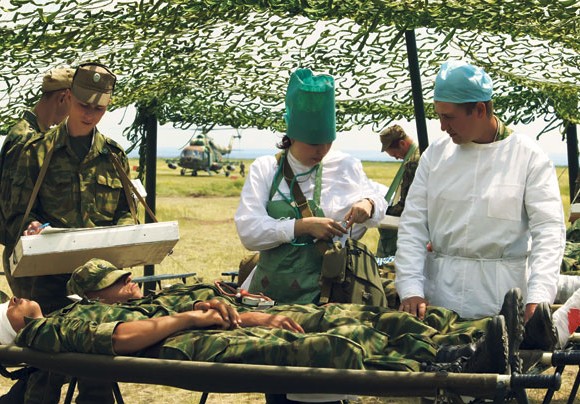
[67,259,143,303]
[0,296,43,344]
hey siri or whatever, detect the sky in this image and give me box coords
[98,104,571,165]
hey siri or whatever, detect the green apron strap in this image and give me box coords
[384,143,417,203]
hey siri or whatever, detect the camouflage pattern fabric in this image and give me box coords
[1,110,42,299]
[16,286,489,372]
[5,121,134,313]
[377,147,420,257]
[560,221,580,275]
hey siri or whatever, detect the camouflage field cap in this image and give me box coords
[41,67,75,93]
[285,68,336,144]
[71,63,116,107]
[67,258,131,297]
[379,125,407,151]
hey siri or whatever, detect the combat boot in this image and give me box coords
[520,302,557,351]
[553,286,580,348]
[463,315,509,374]
[499,288,524,373]
[434,342,476,364]
[422,316,509,374]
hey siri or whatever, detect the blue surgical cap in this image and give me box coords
[285,68,336,144]
[434,61,493,103]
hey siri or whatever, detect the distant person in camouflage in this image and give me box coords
[376,125,420,257]
[1,67,74,299]
[5,63,135,314]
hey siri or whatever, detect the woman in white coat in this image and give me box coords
[395,60,566,322]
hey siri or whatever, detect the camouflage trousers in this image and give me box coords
[160,303,490,372]
[561,240,580,275]
[376,227,398,258]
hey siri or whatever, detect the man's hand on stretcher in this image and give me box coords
[240,312,304,333]
[400,296,429,320]
[194,299,303,332]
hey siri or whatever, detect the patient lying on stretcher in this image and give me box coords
[1,259,579,376]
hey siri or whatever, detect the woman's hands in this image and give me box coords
[294,217,347,241]
[293,198,374,240]
[343,199,374,229]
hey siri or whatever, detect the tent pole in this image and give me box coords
[404,30,429,153]
[567,123,578,204]
[143,104,158,293]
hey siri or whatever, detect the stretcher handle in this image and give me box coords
[551,350,580,366]
[510,373,561,390]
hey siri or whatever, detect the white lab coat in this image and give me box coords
[235,150,387,250]
[395,133,565,319]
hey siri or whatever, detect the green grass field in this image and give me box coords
[0,158,574,403]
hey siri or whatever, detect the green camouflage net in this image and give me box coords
[0,0,578,147]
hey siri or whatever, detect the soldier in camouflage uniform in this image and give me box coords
[376,125,420,257]
[61,259,514,374]
[1,67,74,299]
[4,291,511,375]
[6,63,134,314]
[4,63,134,404]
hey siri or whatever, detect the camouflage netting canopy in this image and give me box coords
[0,0,579,148]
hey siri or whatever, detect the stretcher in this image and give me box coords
[0,344,572,404]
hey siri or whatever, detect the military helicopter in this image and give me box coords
[167,129,241,177]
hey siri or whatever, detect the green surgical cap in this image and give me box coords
[434,61,493,103]
[285,68,336,144]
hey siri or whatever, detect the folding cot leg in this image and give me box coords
[64,378,124,404]
[112,382,125,404]
[64,378,77,404]
[566,366,580,404]
[542,365,565,404]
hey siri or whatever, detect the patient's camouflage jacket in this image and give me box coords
[15,286,490,372]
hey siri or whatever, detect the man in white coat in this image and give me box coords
[395,60,566,323]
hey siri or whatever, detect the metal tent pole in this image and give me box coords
[143,104,158,294]
[566,123,578,204]
[404,30,429,153]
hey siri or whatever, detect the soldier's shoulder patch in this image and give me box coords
[7,120,32,137]
[104,137,125,152]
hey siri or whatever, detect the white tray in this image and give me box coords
[10,222,179,277]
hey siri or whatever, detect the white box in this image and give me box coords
[379,215,400,230]
[10,222,179,277]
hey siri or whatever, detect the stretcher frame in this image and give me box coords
[0,345,565,404]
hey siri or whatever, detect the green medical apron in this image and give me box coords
[248,154,325,304]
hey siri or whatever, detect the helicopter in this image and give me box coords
[166,129,241,177]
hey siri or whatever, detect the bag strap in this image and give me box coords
[275,152,330,256]
[384,143,417,203]
[275,152,315,218]
[108,152,158,223]
[17,144,55,238]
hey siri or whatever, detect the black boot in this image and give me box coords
[422,316,509,374]
[499,288,525,373]
[464,315,509,374]
[520,302,558,351]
